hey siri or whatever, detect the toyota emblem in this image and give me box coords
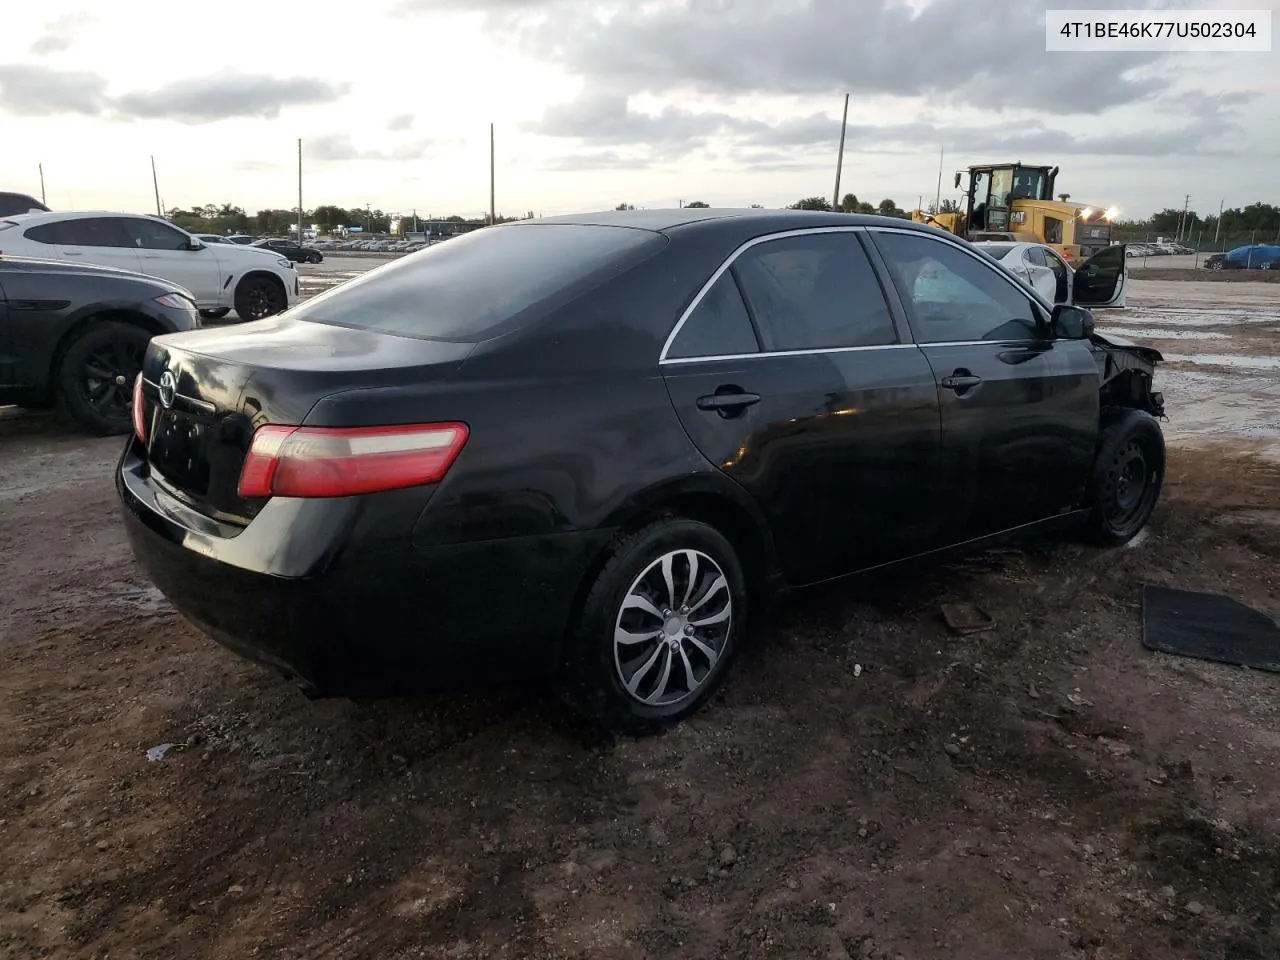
[158,371,177,409]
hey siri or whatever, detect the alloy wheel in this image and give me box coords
[80,340,144,424]
[613,549,732,708]
[243,282,283,320]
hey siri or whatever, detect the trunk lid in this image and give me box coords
[137,316,474,525]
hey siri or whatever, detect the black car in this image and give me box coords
[118,210,1166,729]
[1,255,199,434]
[252,238,323,264]
[0,192,50,217]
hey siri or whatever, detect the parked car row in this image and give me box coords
[1124,241,1194,258]
[309,238,432,253]
[117,208,1167,730]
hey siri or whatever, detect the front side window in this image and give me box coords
[873,231,1042,343]
[122,218,191,251]
[731,232,896,352]
[667,271,759,359]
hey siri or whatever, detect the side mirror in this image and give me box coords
[1051,303,1094,340]
[953,172,962,189]
[184,240,205,251]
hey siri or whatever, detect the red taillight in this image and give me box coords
[236,423,469,499]
[132,373,146,442]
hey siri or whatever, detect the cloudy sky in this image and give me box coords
[1,0,1276,221]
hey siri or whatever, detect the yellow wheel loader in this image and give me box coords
[911,163,1117,266]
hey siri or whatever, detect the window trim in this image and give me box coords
[864,226,1052,345]
[665,268,763,361]
[658,226,909,364]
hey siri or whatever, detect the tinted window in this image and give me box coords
[874,231,1041,343]
[1024,246,1047,267]
[25,217,131,247]
[291,223,665,342]
[732,232,896,351]
[668,271,758,359]
[123,218,191,250]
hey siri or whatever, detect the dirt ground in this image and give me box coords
[2,278,1280,960]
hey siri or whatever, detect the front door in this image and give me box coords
[660,229,944,585]
[867,227,1099,543]
[22,217,142,274]
[1072,244,1127,308]
[119,217,222,305]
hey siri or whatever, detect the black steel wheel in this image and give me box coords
[234,276,286,320]
[56,320,151,435]
[1080,409,1165,546]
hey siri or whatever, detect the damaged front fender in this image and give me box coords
[1089,331,1165,418]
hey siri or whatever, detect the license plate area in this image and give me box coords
[150,409,216,499]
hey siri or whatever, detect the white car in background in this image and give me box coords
[0,211,298,321]
[972,240,1128,309]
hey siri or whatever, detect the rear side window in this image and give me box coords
[25,217,132,248]
[667,272,759,359]
[732,232,897,351]
[292,224,665,342]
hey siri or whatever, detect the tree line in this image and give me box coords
[163,203,527,237]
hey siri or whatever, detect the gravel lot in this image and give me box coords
[2,263,1279,960]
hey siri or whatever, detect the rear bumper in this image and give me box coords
[117,444,613,696]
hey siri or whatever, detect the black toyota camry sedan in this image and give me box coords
[118,209,1166,729]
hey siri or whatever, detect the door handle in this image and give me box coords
[940,373,983,391]
[696,391,761,413]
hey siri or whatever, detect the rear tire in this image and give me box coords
[558,517,747,733]
[55,321,151,436]
[233,276,286,321]
[307,252,322,264]
[1078,409,1165,546]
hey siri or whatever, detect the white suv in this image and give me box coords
[0,211,298,321]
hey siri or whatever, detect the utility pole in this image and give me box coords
[831,93,849,211]
[1214,198,1223,246]
[489,122,496,226]
[1176,193,1190,241]
[297,138,303,242]
[150,155,162,216]
[38,163,46,205]
[934,145,944,213]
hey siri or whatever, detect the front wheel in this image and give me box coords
[1079,409,1165,546]
[233,276,286,321]
[559,517,748,732]
[1261,261,1272,271]
[307,252,323,264]
[55,320,151,435]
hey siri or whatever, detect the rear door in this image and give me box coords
[866,227,1098,544]
[23,217,142,274]
[660,228,944,585]
[119,217,221,304]
[1071,244,1127,307]
[0,274,12,389]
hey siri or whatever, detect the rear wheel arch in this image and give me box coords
[571,484,779,633]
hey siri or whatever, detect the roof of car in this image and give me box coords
[520,208,941,234]
[2,209,161,224]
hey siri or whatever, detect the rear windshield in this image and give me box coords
[974,242,1016,258]
[292,223,665,342]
